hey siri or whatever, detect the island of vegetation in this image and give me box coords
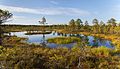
[47,37,81,44]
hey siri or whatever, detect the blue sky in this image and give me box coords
[0,0,120,25]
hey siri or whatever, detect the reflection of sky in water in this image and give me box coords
[10,32,114,48]
[10,32,59,44]
[47,43,76,48]
[88,36,114,48]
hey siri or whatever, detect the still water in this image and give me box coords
[10,31,114,48]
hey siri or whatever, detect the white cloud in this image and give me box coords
[50,1,58,5]
[0,5,41,14]
[4,15,39,25]
[13,16,27,19]
[0,5,90,16]
[0,5,91,25]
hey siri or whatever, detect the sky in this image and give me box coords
[0,0,120,25]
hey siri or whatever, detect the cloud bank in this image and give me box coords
[0,5,90,16]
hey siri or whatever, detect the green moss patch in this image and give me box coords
[47,37,81,44]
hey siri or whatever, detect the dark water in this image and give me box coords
[9,31,114,48]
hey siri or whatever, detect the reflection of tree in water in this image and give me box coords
[92,37,107,47]
[40,34,47,46]
[51,32,110,47]
[56,32,67,37]
[64,33,67,37]
[56,33,90,46]
[53,31,56,35]
[92,37,99,47]
[81,35,89,46]
[57,32,60,36]
[99,38,106,45]
[76,34,80,37]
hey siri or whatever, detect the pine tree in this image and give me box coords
[0,9,13,45]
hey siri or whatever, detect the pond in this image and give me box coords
[9,31,114,48]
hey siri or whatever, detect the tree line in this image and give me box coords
[68,18,120,35]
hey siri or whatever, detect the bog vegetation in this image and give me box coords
[0,9,120,69]
[47,37,81,44]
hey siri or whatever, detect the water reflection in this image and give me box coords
[40,34,46,46]
[9,31,114,48]
[55,32,114,48]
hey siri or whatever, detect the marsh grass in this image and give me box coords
[3,36,29,47]
[91,46,112,57]
[0,45,119,69]
[47,37,81,44]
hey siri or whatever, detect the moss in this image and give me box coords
[91,46,111,57]
[47,37,81,44]
[3,36,29,46]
